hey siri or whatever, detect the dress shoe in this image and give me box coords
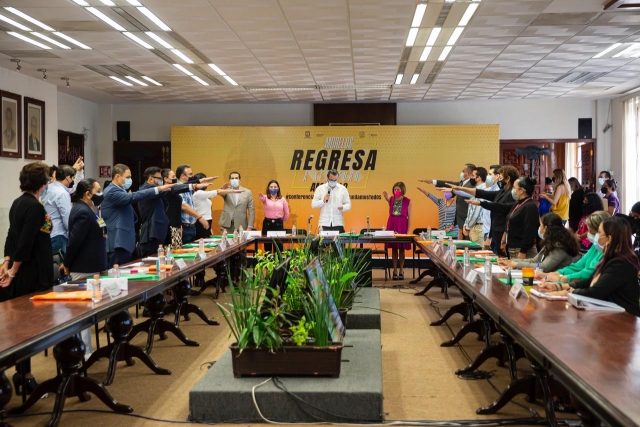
[12,372,38,395]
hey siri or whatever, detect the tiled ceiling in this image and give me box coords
[0,0,639,103]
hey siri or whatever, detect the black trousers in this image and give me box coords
[108,248,132,268]
[196,219,212,240]
[140,238,163,258]
[491,230,506,257]
[262,218,284,253]
[322,225,345,233]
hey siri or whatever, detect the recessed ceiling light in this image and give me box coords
[110,76,133,86]
[438,45,453,61]
[208,63,226,76]
[4,7,55,31]
[411,3,427,27]
[126,0,143,5]
[171,49,194,64]
[125,76,148,86]
[86,7,126,31]
[447,27,464,45]
[123,32,154,49]
[223,75,238,85]
[593,43,622,59]
[419,46,432,61]
[410,74,419,84]
[459,3,479,26]
[7,32,51,49]
[406,27,419,47]
[191,75,209,86]
[445,0,455,2]
[173,63,193,76]
[0,13,33,31]
[145,32,173,49]
[141,76,163,86]
[395,74,403,84]
[53,32,92,49]
[426,27,441,46]
[137,7,171,31]
[31,32,70,49]
[72,0,90,5]
[99,0,116,6]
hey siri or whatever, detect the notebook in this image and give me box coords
[567,293,625,312]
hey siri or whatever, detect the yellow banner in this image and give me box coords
[172,125,499,234]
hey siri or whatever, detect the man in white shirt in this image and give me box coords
[462,167,488,246]
[311,169,351,233]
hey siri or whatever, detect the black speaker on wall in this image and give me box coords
[578,118,592,139]
[116,121,130,141]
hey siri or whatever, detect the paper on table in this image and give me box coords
[530,288,567,300]
[142,257,158,261]
[121,262,144,268]
[474,265,504,274]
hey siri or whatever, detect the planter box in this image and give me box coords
[230,343,343,378]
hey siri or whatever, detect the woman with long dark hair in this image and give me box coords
[568,177,585,232]
[540,216,640,316]
[499,212,579,272]
[259,179,290,253]
[576,193,604,249]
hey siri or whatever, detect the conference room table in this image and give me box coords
[416,239,640,427]
[0,237,253,427]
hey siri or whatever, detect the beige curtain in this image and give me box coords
[622,97,640,213]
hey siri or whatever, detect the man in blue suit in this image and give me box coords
[101,164,175,266]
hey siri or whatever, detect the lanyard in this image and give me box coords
[506,197,532,233]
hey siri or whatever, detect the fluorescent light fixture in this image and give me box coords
[395,74,403,84]
[72,0,90,5]
[208,63,226,76]
[86,7,126,31]
[53,32,91,49]
[426,27,441,46]
[171,49,194,64]
[99,0,116,5]
[191,75,209,86]
[223,75,238,85]
[31,32,70,49]
[141,76,163,86]
[447,27,464,45]
[593,43,622,59]
[137,7,171,31]
[406,27,419,46]
[0,13,32,31]
[145,32,173,49]
[438,46,452,61]
[126,0,143,5]
[445,0,455,2]
[411,3,427,27]
[123,32,154,49]
[7,32,50,49]
[411,74,419,84]
[4,7,54,31]
[173,63,193,76]
[110,76,133,86]
[459,3,479,26]
[613,43,640,58]
[125,76,148,86]
[419,46,432,61]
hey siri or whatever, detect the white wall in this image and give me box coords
[57,92,99,178]
[0,68,58,246]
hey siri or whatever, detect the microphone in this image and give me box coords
[307,215,314,236]
[325,188,331,203]
[366,216,370,233]
[307,215,314,224]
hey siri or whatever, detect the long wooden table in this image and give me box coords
[0,238,252,427]
[417,240,640,427]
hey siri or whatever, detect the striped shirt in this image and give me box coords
[427,193,458,234]
[180,191,196,225]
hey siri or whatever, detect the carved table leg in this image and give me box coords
[168,281,219,327]
[84,310,171,386]
[430,301,467,326]
[0,371,11,427]
[8,334,132,427]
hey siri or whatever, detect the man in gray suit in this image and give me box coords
[219,171,255,233]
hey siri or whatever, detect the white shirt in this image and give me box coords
[43,181,72,239]
[193,190,218,220]
[311,183,351,227]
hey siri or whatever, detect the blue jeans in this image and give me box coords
[51,235,68,255]
[182,226,196,245]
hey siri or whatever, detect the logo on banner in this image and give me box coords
[304,131,311,138]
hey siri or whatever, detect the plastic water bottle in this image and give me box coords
[221,229,228,249]
[427,226,432,240]
[112,264,120,279]
[157,245,165,274]
[507,266,513,285]
[165,247,172,264]
[199,238,205,252]
[484,258,492,283]
[238,225,244,241]
[463,248,470,266]
[291,224,297,236]
[233,228,239,242]
[319,225,323,235]
[92,274,102,304]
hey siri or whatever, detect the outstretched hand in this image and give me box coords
[465,199,481,206]
[199,176,218,183]
[157,183,176,192]
[258,192,264,199]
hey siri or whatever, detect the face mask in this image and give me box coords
[444,192,453,200]
[598,177,605,186]
[393,190,402,198]
[587,232,596,243]
[269,188,278,195]
[92,192,104,206]
[187,176,198,184]
[328,180,337,188]
[123,177,132,190]
[538,228,544,239]
[601,186,608,195]
[460,172,465,181]
[230,179,240,188]
[41,188,48,200]
[511,188,520,201]
[486,176,494,185]
[497,180,505,189]
[68,179,75,189]
[593,235,605,253]
[157,179,164,186]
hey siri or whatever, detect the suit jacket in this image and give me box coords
[138,182,191,244]
[435,179,474,228]
[218,187,255,229]
[28,134,40,152]
[101,183,160,253]
[65,200,108,273]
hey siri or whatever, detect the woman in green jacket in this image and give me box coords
[535,210,609,283]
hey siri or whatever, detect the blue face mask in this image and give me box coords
[486,176,494,185]
[123,177,132,190]
[460,172,465,181]
[587,232,596,243]
[593,234,605,253]
[269,188,278,195]
[538,228,544,239]
[328,180,337,188]
[41,188,48,200]
[230,179,240,188]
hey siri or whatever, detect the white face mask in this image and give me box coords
[598,177,605,186]
[230,178,240,188]
[460,172,465,181]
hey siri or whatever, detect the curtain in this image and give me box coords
[622,97,640,214]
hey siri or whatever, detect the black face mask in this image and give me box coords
[92,193,104,206]
[497,180,505,189]
[187,177,198,184]
[601,186,608,195]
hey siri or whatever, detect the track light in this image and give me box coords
[62,77,70,88]
[38,68,47,80]
[10,58,21,71]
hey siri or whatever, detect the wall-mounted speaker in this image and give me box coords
[116,121,130,141]
[578,118,592,139]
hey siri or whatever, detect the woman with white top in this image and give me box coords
[192,173,243,239]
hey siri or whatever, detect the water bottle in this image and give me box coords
[291,224,297,236]
[484,258,492,283]
[463,248,470,266]
[238,225,244,241]
[507,266,513,285]
[450,241,456,258]
[233,228,239,242]
[92,274,102,304]
[427,226,432,240]
[157,245,165,274]
[199,238,205,252]
[112,264,120,279]
[319,225,323,235]
[221,229,228,249]
[165,247,172,264]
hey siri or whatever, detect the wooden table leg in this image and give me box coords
[0,371,12,427]
[430,301,467,326]
[84,310,171,386]
[165,280,220,327]
[7,334,132,427]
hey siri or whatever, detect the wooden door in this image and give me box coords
[113,141,171,191]
[58,130,84,166]
[500,142,550,200]
[580,143,595,192]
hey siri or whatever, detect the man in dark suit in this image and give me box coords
[28,116,40,153]
[421,163,476,239]
[101,164,174,266]
[138,166,212,257]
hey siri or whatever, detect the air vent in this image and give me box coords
[435,3,453,26]
[552,71,609,84]
[425,62,444,84]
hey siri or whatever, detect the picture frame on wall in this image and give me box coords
[0,90,22,159]
[24,97,45,160]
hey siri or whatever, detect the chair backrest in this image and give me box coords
[52,250,64,283]
[284,228,307,236]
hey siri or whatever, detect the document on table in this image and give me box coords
[474,265,504,274]
[530,288,567,301]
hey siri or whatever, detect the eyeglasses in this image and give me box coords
[153,176,162,180]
